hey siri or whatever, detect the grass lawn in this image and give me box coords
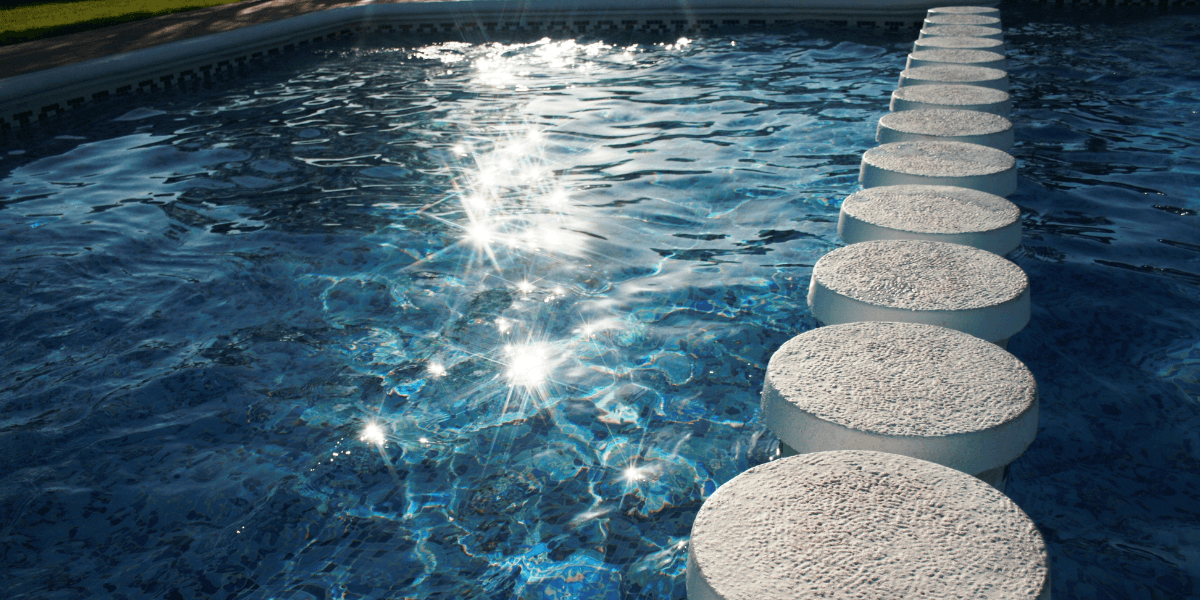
[0,0,244,46]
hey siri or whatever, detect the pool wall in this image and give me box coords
[0,0,995,131]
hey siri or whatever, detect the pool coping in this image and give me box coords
[0,0,994,130]
[0,0,393,80]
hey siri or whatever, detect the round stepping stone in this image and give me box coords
[686,450,1052,600]
[899,65,1009,92]
[807,239,1031,344]
[929,5,1002,17]
[914,35,1007,54]
[860,140,1017,197]
[877,108,1013,150]
[920,25,1004,41]
[926,14,1002,27]
[907,48,1007,70]
[891,84,1011,116]
[839,185,1022,254]
[762,322,1038,486]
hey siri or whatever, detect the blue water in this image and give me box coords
[998,6,1200,599]
[0,7,1197,600]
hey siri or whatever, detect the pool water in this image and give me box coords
[0,7,1197,599]
[996,6,1200,599]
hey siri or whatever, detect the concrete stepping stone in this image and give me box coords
[899,64,1009,91]
[928,5,1002,17]
[687,450,1052,600]
[914,34,1007,54]
[908,48,1007,70]
[860,140,1017,197]
[925,13,1002,27]
[839,184,1022,255]
[920,24,1004,41]
[891,83,1011,116]
[807,239,1031,344]
[762,322,1039,488]
[877,108,1013,150]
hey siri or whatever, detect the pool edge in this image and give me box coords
[1,0,990,130]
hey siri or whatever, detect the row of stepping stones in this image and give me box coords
[686,6,1053,600]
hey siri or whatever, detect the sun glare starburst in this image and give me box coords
[360,422,387,446]
[505,343,553,389]
[623,465,646,483]
[496,317,513,333]
[465,220,495,247]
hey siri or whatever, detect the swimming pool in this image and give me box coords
[1,5,1198,600]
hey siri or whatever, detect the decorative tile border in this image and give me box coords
[1,0,984,130]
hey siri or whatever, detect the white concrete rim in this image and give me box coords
[877,108,1014,150]
[913,36,1007,54]
[859,140,1018,197]
[919,24,1005,40]
[927,6,1001,16]
[807,239,1031,341]
[838,212,1022,254]
[906,48,1008,70]
[838,183,1023,254]
[763,391,1039,474]
[761,322,1039,474]
[808,279,1031,341]
[687,450,1052,600]
[890,83,1012,116]
[924,14,1002,27]
[899,65,1010,92]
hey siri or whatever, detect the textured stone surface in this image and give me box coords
[919,25,1004,40]
[838,185,1022,254]
[811,240,1027,311]
[925,14,1001,26]
[761,322,1039,474]
[878,108,1013,149]
[842,184,1018,234]
[687,450,1052,600]
[891,84,1011,116]
[907,48,1007,70]
[913,36,1006,54]
[899,65,1009,91]
[879,108,1010,137]
[928,5,1002,16]
[807,242,1031,342]
[863,140,1013,177]
[891,84,1008,107]
[765,322,1035,436]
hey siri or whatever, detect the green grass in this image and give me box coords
[0,0,243,46]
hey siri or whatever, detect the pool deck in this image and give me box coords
[0,0,438,79]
